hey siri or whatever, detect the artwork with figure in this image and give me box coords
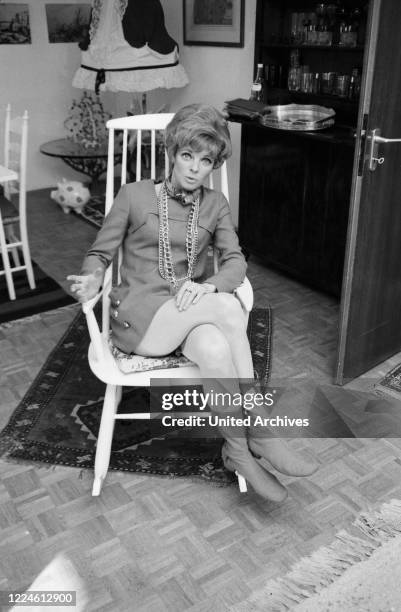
[193,0,233,25]
[0,4,30,44]
[46,4,91,43]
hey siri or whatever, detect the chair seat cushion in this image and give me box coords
[0,194,18,224]
[110,341,195,374]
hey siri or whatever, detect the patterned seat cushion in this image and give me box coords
[109,341,195,374]
[0,194,18,224]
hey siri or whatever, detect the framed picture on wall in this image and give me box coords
[0,4,31,44]
[45,4,91,43]
[183,0,244,47]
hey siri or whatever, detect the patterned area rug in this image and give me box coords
[78,194,105,228]
[0,307,272,484]
[0,258,74,323]
[376,362,401,399]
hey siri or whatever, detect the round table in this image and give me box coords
[40,138,122,184]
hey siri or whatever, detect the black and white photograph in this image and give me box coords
[45,3,91,43]
[193,0,234,25]
[183,0,244,46]
[1,0,401,609]
[0,3,30,44]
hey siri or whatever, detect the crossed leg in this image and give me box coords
[135,295,288,501]
[135,292,317,497]
[177,322,288,502]
[135,292,254,379]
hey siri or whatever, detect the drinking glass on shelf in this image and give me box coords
[334,74,351,97]
[296,13,307,43]
[290,12,298,43]
[312,73,321,94]
[326,3,337,22]
[288,67,302,91]
[321,71,336,94]
[301,72,314,93]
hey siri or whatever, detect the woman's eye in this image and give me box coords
[181,152,192,160]
[202,158,213,165]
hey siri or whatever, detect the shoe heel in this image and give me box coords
[222,445,248,493]
[235,471,247,493]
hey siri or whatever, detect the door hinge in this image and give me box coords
[357,113,369,176]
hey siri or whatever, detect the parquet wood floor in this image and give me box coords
[1,189,401,611]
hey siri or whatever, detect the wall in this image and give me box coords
[0,0,115,190]
[162,0,257,221]
[0,0,257,221]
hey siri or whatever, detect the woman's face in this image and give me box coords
[171,146,215,191]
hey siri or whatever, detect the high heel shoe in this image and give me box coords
[206,379,288,502]
[248,437,319,477]
[240,381,320,477]
[221,442,288,502]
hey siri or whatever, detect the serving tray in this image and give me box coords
[260,104,335,131]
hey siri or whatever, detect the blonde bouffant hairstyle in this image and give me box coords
[165,104,232,170]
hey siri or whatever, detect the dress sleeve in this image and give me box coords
[80,185,130,275]
[204,194,247,292]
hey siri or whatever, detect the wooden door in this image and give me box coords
[336,0,401,383]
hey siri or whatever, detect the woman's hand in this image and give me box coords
[175,280,216,311]
[66,267,104,303]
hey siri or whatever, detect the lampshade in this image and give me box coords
[73,0,189,94]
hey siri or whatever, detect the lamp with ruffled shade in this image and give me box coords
[73,0,189,96]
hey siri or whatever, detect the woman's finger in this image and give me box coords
[67,274,85,282]
[179,286,197,311]
[179,292,192,311]
[192,290,204,304]
[176,281,194,309]
[175,281,192,305]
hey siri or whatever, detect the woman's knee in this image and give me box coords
[212,294,247,333]
[183,325,232,371]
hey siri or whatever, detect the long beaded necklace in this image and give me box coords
[157,179,200,290]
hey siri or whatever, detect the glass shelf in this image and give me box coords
[290,90,359,106]
[262,42,365,52]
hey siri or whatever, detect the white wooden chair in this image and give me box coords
[82,113,253,495]
[0,104,35,300]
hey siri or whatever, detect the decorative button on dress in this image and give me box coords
[81,180,247,354]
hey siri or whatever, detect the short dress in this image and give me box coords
[81,180,247,354]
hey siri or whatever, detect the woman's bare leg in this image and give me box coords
[136,294,317,482]
[135,293,254,379]
[180,323,287,502]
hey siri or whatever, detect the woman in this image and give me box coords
[68,104,318,501]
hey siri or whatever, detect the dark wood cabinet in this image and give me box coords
[237,0,369,296]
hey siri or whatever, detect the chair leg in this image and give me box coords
[92,383,121,496]
[10,246,21,268]
[236,472,248,493]
[0,218,16,300]
[19,222,36,290]
[5,226,21,268]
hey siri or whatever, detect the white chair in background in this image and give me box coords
[0,104,35,300]
[81,113,253,495]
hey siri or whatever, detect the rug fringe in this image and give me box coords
[231,498,401,611]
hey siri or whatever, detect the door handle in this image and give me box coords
[368,128,401,171]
